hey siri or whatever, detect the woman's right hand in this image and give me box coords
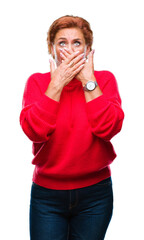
[45,50,86,102]
[49,50,86,90]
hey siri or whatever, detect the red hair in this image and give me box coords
[47,15,93,54]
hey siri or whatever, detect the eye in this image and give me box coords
[59,41,66,46]
[74,41,81,46]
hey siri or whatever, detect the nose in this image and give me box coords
[67,44,74,53]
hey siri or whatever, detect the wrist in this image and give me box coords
[84,85,103,102]
[49,80,64,93]
[83,75,98,91]
[45,81,63,102]
[82,75,96,87]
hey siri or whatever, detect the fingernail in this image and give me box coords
[60,48,64,52]
[82,57,86,61]
[60,52,64,57]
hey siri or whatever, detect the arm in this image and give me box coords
[72,49,124,141]
[20,74,60,143]
[85,71,124,141]
[20,51,86,142]
[57,48,124,141]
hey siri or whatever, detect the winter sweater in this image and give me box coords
[20,70,124,190]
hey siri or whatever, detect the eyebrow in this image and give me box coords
[57,38,82,41]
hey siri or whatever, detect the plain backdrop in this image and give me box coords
[0,0,144,239]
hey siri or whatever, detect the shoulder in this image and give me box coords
[94,70,116,81]
[94,70,117,89]
[27,72,51,84]
[25,72,51,91]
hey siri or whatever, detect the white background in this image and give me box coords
[0,0,144,239]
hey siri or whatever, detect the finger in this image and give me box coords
[88,50,94,63]
[72,57,86,70]
[59,48,72,62]
[64,50,80,64]
[60,48,71,59]
[87,50,93,60]
[60,52,67,61]
[63,47,73,55]
[88,50,95,71]
[67,53,85,68]
[49,59,55,73]
[73,63,85,75]
[68,53,85,68]
[73,53,85,64]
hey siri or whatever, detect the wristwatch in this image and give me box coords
[83,81,98,91]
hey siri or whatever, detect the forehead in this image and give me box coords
[54,28,85,41]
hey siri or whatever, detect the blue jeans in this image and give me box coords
[30,177,113,240]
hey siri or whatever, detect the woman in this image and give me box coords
[20,15,124,240]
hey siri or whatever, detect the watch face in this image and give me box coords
[87,81,95,90]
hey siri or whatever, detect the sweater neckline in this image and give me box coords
[46,72,82,89]
[64,78,82,89]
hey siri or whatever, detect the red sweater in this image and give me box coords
[20,70,124,190]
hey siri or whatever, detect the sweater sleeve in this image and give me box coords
[19,74,60,143]
[86,71,124,141]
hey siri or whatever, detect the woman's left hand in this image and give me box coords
[60,48,96,87]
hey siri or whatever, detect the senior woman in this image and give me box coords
[20,15,124,240]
